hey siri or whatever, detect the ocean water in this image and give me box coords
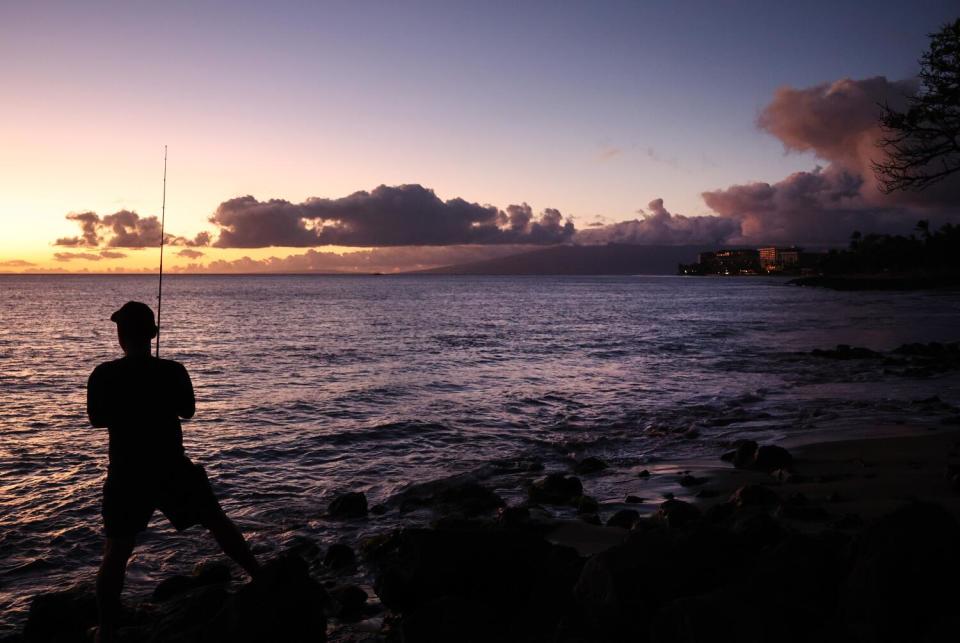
[2,274,959,631]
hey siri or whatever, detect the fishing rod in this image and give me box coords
[156,145,167,358]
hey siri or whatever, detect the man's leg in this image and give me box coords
[95,536,134,643]
[200,507,261,578]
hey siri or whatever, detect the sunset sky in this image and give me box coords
[1,0,957,273]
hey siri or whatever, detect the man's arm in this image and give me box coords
[175,363,196,419]
[87,365,111,428]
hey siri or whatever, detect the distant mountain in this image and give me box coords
[413,244,711,275]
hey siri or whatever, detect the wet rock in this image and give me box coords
[832,513,863,530]
[527,473,583,505]
[328,491,368,519]
[705,501,736,523]
[654,499,701,529]
[679,474,708,487]
[625,495,644,504]
[637,469,651,478]
[606,509,640,530]
[370,503,389,515]
[399,481,506,517]
[142,583,230,642]
[153,561,233,603]
[754,445,793,472]
[496,505,531,526]
[730,484,780,508]
[359,531,401,565]
[371,526,583,640]
[323,543,357,571]
[811,344,881,360]
[573,457,608,475]
[730,512,783,547]
[730,439,759,468]
[203,553,329,643]
[575,495,599,514]
[728,441,794,472]
[772,468,807,483]
[23,585,97,643]
[330,584,367,622]
[401,596,498,643]
[843,502,960,642]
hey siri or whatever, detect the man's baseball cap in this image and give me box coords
[110,301,157,332]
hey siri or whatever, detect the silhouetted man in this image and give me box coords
[88,301,260,642]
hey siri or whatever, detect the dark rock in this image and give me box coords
[370,503,389,515]
[144,583,230,642]
[728,441,794,472]
[323,543,357,571]
[153,574,196,603]
[720,450,737,463]
[843,502,960,642]
[811,344,881,360]
[705,501,736,523]
[573,457,608,475]
[730,511,783,547]
[401,596,498,643]
[371,526,583,640]
[694,488,718,499]
[579,513,602,525]
[527,473,583,505]
[730,484,780,508]
[754,445,793,472]
[832,513,863,529]
[575,495,599,514]
[572,525,743,639]
[625,495,644,504]
[607,509,640,530]
[637,469,651,478]
[679,474,708,487]
[328,491,368,519]
[330,584,367,622]
[732,440,759,469]
[359,531,401,565]
[772,468,807,483]
[23,585,97,643]
[496,505,531,526]
[203,553,329,643]
[655,499,701,529]
[399,481,505,517]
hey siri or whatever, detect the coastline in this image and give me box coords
[14,423,960,642]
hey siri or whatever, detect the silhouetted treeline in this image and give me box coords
[819,221,960,275]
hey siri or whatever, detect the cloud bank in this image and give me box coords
[703,76,960,245]
[575,199,740,245]
[210,184,575,247]
[55,210,210,248]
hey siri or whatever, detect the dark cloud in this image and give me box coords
[575,199,741,245]
[98,250,128,259]
[210,184,575,248]
[702,76,960,244]
[55,212,101,247]
[176,248,205,259]
[0,259,36,267]
[55,210,211,249]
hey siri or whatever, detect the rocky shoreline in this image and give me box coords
[9,427,960,643]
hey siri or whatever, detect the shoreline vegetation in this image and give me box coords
[688,222,960,291]
[10,340,960,642]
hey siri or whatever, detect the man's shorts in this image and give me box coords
[102,458,222,539]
